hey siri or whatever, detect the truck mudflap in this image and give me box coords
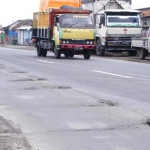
[61,44,95,50]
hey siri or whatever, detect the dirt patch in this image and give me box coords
[0,116,32,150]
[93,51,150,64]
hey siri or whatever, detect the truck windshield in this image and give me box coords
[59,14,94,29]
[107,15,141,27]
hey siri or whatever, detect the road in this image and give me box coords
[0,47,150,150]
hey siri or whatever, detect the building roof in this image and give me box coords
[17,26,32,30]
[98,9,140,14]
[141,10,150,17]
[137,7,150,17]
[11,19,32,30]
[3,20,20,28]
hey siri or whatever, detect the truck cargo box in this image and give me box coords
[32,8,90,39]
[39,0,82,11]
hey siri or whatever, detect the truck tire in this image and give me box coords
[128,50,137,56]
[139,49,146,60]
[96,39,105,56]
[69,51,74,57]
[42,49,47,57]
[54,48,61,59]
[83,50,91,59]
[145,50,148,56]
[64,52,69,57]
[37,42,42,57]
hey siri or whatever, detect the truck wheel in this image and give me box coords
[83,50,91,59]
[37,42,42,57]
[139,49,145,59]
[64,52,69,57]
[54,48,61,59]
[42,49,47,57]
[96,39,105,56]
[69,51,74,57]
[128,50,137,56]
[145,50,148,56]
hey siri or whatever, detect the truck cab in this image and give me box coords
[95,9,142,56]
[53,13,95,59]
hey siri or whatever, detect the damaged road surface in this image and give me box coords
[0,48,150,150]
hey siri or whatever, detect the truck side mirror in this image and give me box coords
[55,22,57,26]
[100,14,105,27]
[99,23,102,28]
[56,23,59,31]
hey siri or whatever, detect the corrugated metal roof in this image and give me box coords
[141,9,150,17]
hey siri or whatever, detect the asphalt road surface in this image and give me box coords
[0,47,150,150]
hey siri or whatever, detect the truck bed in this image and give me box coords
[131,37,148,49]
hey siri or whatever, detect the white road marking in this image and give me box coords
[37,60,54,64]
[93,70,132,79]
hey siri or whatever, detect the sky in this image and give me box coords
[0,0,150,27]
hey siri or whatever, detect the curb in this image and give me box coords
[1,44,36,51]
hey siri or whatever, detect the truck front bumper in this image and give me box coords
[60,44,95,50]
[105,41,136,51]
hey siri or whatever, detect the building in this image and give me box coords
[137,7,150,36]
[138,7,150,28]
[82,0,132,12]
[3,20,21,44]
[3,19,32,45]
[17,26,32,45]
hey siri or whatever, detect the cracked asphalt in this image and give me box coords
[0,47,150,150]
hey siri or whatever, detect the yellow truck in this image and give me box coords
[32,0,95,59]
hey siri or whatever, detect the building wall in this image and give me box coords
[141,17,150,27]
[17,29,32,45]
[82,0,131,13]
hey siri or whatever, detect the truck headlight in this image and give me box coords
[87,41,89,44]
[90,41,93,44]
[66,41,69,44]
[63,41,66,44]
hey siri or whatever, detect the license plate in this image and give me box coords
[74,48,83,51]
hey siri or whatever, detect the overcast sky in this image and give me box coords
[0,0,150,27]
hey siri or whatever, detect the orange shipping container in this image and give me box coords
[39,0,82,11]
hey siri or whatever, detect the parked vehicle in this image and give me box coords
[131,27,150,59]
[32,0,95,59]
[82,0,142,56]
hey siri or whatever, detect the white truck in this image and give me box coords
[82,0,142,56]
[131,27,150,59]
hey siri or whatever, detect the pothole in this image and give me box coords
[22,87,38,90]
[99,100,118,106]
[10,71,26,73]
[10,79,35,82]
[36,78,47,81]
[42,85,71,89]
[58,86,71,89]
[146,119,150,126]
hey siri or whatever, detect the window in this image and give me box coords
[100,14,105,26]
